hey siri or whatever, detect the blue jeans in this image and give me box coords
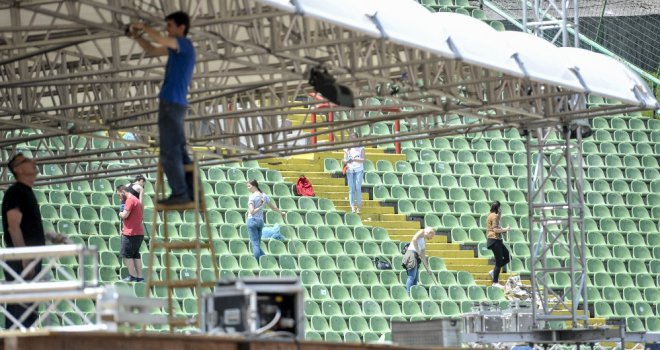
[247,217,265,259]
[346,170,363,208]
[406,264,419,294]
[158,99,192,197]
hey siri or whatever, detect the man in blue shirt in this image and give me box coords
[129,11,195,205]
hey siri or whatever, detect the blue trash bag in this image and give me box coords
[262,224,285,240]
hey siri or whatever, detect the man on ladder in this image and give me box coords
[129,11,195,206]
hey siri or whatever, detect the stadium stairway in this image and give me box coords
[262,150,508,286]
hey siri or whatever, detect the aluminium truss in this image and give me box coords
[1,0,655,187]
[523,0,588,330]
[526,125,588,329]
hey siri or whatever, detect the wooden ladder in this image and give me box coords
[144,158,219,331]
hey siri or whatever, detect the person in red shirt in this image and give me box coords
[118,187,145,282]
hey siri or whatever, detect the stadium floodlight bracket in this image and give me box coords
[307,66,355,108]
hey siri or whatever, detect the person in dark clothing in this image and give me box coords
[486,200,511,288]
[1,153,45,329]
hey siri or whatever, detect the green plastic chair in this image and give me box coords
[593,301,614,318]
[490,20,505,31]
[602,286,622,302]
[382,300,404,317]
[379,270,398,286]
[468,286,487,301]
[622,287,644,302]
[369,286,390,303]
[370,316,390,333]
[487,286,505,301]
[402,300,422,317]
[440,300,460,316]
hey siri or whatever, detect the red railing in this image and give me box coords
[308,93,401,154]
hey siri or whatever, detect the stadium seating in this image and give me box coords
[0,2,657,337]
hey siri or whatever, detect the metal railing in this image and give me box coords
[0,244,104,332]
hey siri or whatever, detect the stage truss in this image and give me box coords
[0,0,656,187]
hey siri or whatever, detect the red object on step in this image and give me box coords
[296,176,315,197]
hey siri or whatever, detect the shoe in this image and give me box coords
[492,283,504,289]
[488,270,494,279]
[135,277,145,282]
[122,275,137,282]
[355,207,361,214]
[158,193,193,206]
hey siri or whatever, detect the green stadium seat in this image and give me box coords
[628,316,646,332]
[594,301,614,318]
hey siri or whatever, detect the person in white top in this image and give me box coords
[343,132,366,213]
[246,180,285,260]
[405,227,436,293]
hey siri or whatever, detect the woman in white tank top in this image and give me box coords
[405,227,435,293]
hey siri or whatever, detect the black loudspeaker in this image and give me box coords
[308,67,355,108]
[202,277,304,338]
[568,119,593,139]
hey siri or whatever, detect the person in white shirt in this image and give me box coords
[404,227,435,293]
[246,180,285,260]
[343,132,366,213]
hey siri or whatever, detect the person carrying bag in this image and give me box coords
[402,227,438,294]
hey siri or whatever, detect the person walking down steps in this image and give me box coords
[343,132,365,213]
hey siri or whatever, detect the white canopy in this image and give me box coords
[261,0,658,108]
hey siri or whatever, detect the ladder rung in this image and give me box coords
[183,164,196,172]
[151,241,212,250]
[167,316,195,327]
[150,279,215,288]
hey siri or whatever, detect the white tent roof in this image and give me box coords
[262,0,658,108]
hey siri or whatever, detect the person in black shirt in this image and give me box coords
[1,153,45,329]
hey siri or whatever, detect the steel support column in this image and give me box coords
[523,0,580,47]
[526,125,588,329]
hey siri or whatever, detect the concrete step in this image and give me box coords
[472,272,516,281]
[358,213,408,222]
[278,171,327,177]
[367,221,421,230]
[322,151,406,163]
[336,205,394,214]
[312,185,348,192]
[332,200,382,208]
[427,250,474,259]
[314,192,369,201]
[386,229,424,237]
[443,258,490,267]
[389,234,449,244]
[452,265,494,273]
[267,163,322,172]
[426,242,462,250]
[283,176,345,186]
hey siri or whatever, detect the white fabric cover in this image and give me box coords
[259,0,658,107]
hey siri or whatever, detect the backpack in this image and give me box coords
[400,243,410,255]
[373,256,392,270]
[296,176,315,197]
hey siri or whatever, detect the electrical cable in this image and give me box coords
[255,308,281,334]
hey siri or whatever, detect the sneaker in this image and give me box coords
[122,275,137,282]
[492,283,504,289]
[135,277,145,282]
[355,207,361,214]
[351,206,356,213]
[158,193,193,206]
[488,270,494,279]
